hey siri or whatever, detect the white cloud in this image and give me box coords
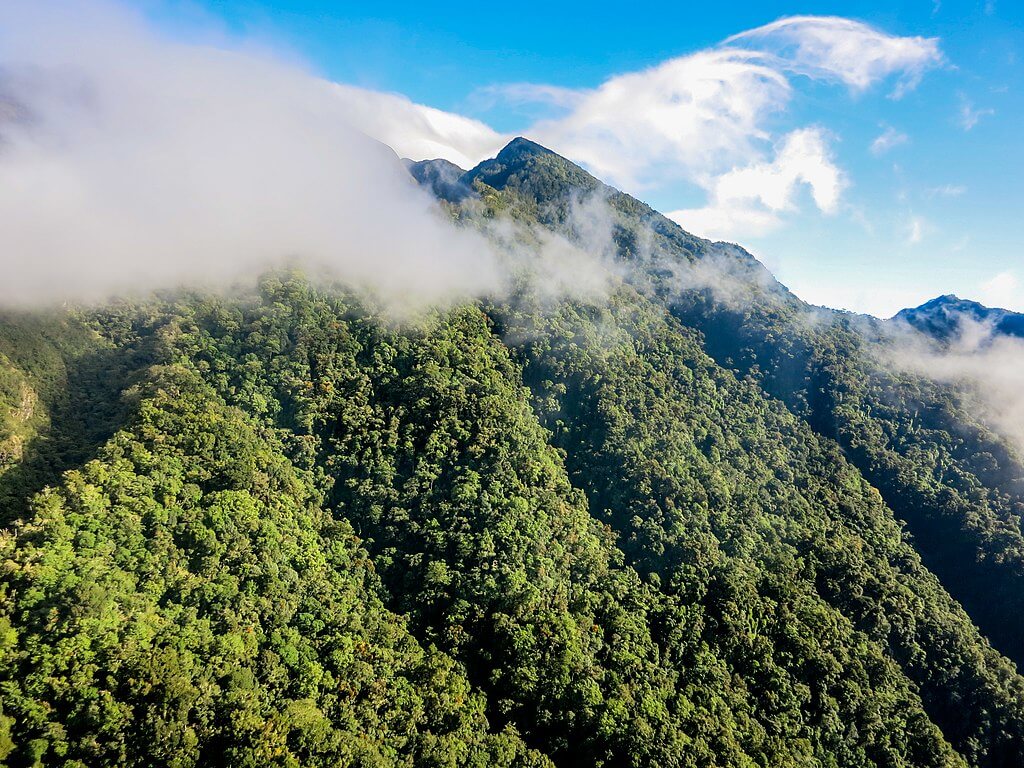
[979,271,1022,310]
[667,127,844,239]
[887,319,1024,456]
[926,183,966,197]
[907,214,927,244]
[509,16,940,192]
[523,49,791,190]
[472,82,586,111]
[724,16,943,98]
[330,84,508,170]
[958,94,995,130]
[0,0,513,310]
[870,125,909,155]
[949,235,970,252]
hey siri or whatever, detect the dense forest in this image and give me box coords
[1,138,1023,767]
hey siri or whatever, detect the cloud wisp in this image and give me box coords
[724,15,943,98]
[958,93,995,130]
[668,127,845,240]
[329,84,508,171]
[870,125,910,156]
[979,271,1022,311]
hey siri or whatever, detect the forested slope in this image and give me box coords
[0,138,1023,767]
[449,138,1024,671]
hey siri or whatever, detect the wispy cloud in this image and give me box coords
[870,125,909,155]
[958,93,995,130]
[926,183,967,197]
[518,16,941,190]
[724,15,943,98]
[907,214,927,244]
[328,84,507,170]
[979,271,1021,310]
[471,82,586,111]
[949,234,971,252]
[886,318,1024,456]
[523,49,792,190]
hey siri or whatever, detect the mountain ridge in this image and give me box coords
[413,135,1024,676]
[1,136,1023,767]
[894,293,1024,340]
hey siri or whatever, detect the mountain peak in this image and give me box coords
[894,294,1024,340]
[908,294,986,315]
[453,133,788,304]
[494,136,555,163]
[459,134,601,203]
[405,157,472,203]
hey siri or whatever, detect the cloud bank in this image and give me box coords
[886,318,1024,457]
[0,1,509,311]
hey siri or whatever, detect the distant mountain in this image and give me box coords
[404,157,474,203]
[894,294,1024,341]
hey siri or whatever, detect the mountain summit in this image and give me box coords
[895,294,1024,340]
[404,157,474,203]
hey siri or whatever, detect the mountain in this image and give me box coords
[1,138,1023,767]
[443,139,1024,671]
[894,294,1024,341]
[404,158,474,203]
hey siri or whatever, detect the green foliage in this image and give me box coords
[0,363,547,767]
[0,312,148,524]
[495,291,1024,767]
[1,141,1024,767]
[669,288,1024,669]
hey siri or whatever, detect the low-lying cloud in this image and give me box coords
[0,0,513,311]
[885,318,1024,457]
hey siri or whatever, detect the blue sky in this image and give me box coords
[139,0,1021,316]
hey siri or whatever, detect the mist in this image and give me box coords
[883,317,1024,457]
[0,1,512,312]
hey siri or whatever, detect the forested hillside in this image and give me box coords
[453,138,1024,670]
[1,138,1023,767]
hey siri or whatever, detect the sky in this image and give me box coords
[66,2,1024,315]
